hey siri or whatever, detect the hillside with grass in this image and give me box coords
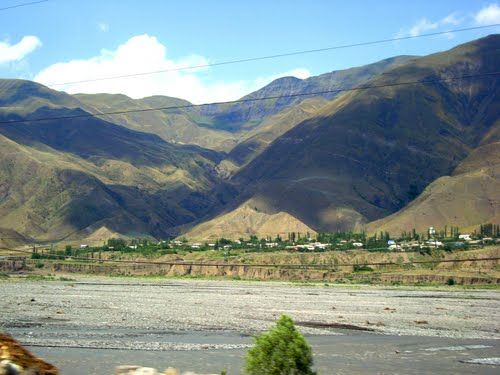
[0,36,498,242]
[75,93,238,152]
[365,140,500,235]
[231,35,500,232]
[0,88,233,241]
[206,55,415,132]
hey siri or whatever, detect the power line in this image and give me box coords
[0,0,47,11]
[1,71,498,125]
[46,24,500,87]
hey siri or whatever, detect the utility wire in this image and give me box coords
[0,0,47,11]
[46,24,500,87]
[1,71,499,125]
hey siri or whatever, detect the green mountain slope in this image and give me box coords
[72,57,414,156]
[364,139,500,235]
[0,36,497,242]
[205,55,415,132]
[74,93,237,151]
[232,35,500,232]
[0,84,235,241]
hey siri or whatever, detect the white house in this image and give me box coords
[458,234,472,241]
[311,242,328,249]
[265,242,279,248]
[352,242,363,247]
[296,244,316,251]
[426,240,443,247]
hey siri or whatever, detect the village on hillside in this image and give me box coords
[21,223,499,260]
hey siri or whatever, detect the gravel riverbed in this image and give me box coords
[0,277,499,373]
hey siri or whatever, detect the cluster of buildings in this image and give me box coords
[386,232,497,251]
[155,229,499,253]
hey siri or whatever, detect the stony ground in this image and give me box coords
[0,277,499,374]
[1,277,499,340]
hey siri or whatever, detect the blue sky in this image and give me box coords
[1,0,499,103]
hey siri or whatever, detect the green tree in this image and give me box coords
[107,238,127,250]
[245,315,316,375]
[219,238,232,246]
[65,245,72,256]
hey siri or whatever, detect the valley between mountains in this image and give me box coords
[0,35,498,244]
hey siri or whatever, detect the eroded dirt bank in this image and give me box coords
[2,247,499,285]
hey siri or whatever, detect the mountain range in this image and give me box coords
[0,35,498,243]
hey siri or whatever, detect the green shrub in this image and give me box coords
[245,315,316,375]
[446,278,456,286]
[353,264,374,272]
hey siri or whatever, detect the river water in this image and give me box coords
[17,329,500,374]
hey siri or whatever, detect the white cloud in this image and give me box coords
[474,3,500,25]
[34,34,311,104]
[401,4,500,39]
[0,36,42,64]
[400,12,464,38]
[441,13,462,26]
[98,22,109,32]
[409,19,439,37]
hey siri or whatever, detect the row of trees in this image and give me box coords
[31,222,498,259]
[480,223,500,237]
[105,222,499,253]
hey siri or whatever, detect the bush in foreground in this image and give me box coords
[245,315,316,375]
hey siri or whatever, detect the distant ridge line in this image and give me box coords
[1,71,499,125]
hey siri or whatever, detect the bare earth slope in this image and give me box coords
[181,199,316,241]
